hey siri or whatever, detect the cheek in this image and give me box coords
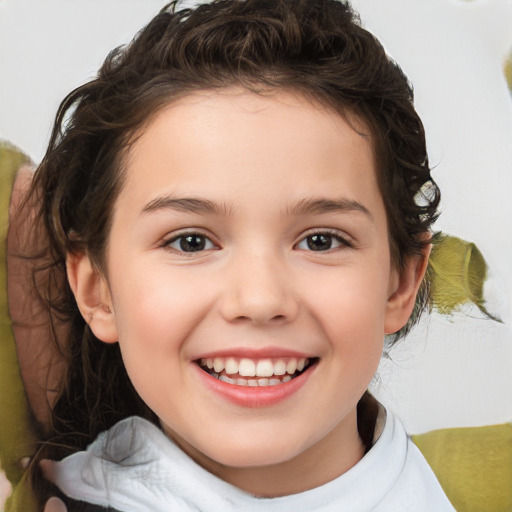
[109,263,215,355]
[309,266,389,330]
[303,263,389,369]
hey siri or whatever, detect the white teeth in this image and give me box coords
[273,360,287,376]
[202,356,313,382]
[255,359,274,377]
[225,357,238,375]
[219,374,236,384]
[213,358,225,373]
[239,358,256,377]
[218,375,294,387]
[286,359,297,374]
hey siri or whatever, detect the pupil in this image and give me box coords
[180,235,205,252]
[307,234,332,251]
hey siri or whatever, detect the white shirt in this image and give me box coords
[49,410,455,511]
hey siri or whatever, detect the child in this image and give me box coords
[25,0,454,509]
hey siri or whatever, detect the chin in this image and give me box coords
[202,438,307,469]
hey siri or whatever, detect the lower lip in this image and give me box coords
[193,363,316,408]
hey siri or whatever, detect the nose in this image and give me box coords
[219,250,299,325]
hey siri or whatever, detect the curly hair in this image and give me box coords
[29,0,440,500]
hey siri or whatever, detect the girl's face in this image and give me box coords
[73,89,423,496]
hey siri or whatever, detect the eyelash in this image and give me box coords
[163,231,217,253]
[295,229,353,252]
[162,229,352,254]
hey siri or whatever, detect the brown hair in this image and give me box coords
[30,0,439,497]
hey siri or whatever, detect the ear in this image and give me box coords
[66,251,118,344]
[384,244,431,335]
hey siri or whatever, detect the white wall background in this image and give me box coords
[350,0,512,433]
[1,0,512,436]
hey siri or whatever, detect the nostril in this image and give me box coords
[232,314,251,323]
[230,313,287,324]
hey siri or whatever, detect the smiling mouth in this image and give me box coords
[196,356,318,387]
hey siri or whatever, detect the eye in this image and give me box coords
[165,233,216,253]
[296,232,350,252]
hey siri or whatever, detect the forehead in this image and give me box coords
[119,88,383,221]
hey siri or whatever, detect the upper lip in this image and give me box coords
[193,347,317,361]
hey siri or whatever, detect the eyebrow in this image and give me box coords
[140,194,372,220]
[140,195,233,216]
[285,197,373,220]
